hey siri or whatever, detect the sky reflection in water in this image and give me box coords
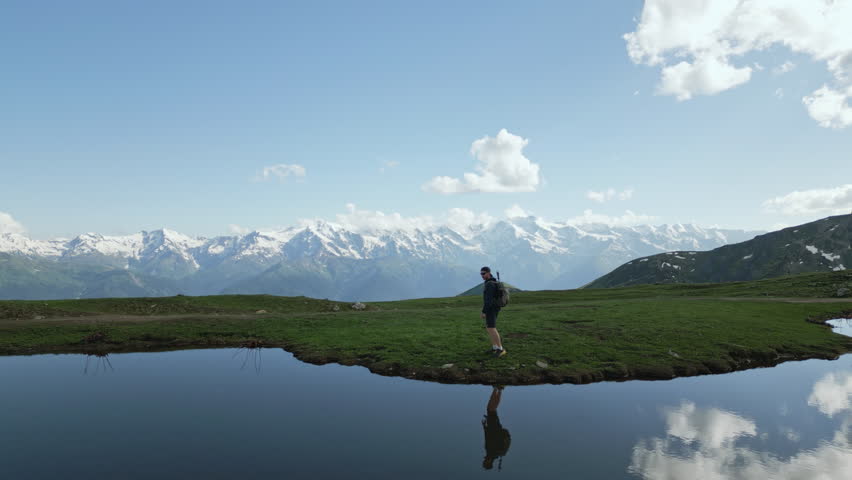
[0,320,850,478]
[629,319,852,480]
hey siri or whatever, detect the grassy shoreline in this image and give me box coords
[2,271,851,385]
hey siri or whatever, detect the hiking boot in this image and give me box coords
[493,348,507,358]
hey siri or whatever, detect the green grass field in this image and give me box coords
[1,271,851,385]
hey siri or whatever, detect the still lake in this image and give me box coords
[2,320,850,479]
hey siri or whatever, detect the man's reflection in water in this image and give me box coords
[83,353,113,375]
[482,386,511,470]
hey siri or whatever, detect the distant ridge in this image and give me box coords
[0,217,760,301]
[585,213,851,289]
[457,282,523,297]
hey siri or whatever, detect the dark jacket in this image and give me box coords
[482,277,500,313]
[483,412,511,460]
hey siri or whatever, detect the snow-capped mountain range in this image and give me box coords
[0,218,762,301]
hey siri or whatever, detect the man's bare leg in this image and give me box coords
[487,385,502,412]
[486,327,503,350]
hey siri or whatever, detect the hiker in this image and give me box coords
[480,266,506,357]
[482,385,511,470]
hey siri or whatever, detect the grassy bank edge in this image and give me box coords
[2,305,851,386]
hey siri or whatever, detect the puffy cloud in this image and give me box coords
[762,184,852,215]
[625,0,852,127]
[256,164,306,182]
[808,372,852,417]
[659,57,752,101]
[444,208,495,236]
[630,401,852,480]
[802,85,852,129]
[423,129,541,194]
[565,209,658,227]
[0,212,26,234]
[504,204,530,218]
[664,401,756,449]
[587,188,634,203]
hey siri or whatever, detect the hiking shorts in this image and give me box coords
[484,309,499,328]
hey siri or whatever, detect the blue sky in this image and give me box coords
[2,0,851,239]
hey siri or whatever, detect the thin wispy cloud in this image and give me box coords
[625,0,852,128]
[423,129,541,194]
[0,212,26,234]
[326,203,495,237]
[587,188,634,203]
[228,224,251,235]
[379,160,399,174]
[256,164,306,182]
[773,61,797,75]
[762,184,852,215]
[565,209,658,227]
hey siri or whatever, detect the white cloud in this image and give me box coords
[330,203,494,237]
[664,401,756,449]
[773,61,797,75]
[423,129,541,194]
[808,372,852,417]
[0,212,26,234]
[775,88,785,99]
[625,0,852,127]
[256,164,306,182]
[587,188,634,203]
[565,209,659,227]
[802,85,852,129]
[587,191,608,203]
[504,204,529,218]
[779,426,801,442]
[762,184,852,215]
[444,208,495,235]
[228,224,251,235]
[630,400,852,480]
[658,57,752,101]
[379,160,400,174]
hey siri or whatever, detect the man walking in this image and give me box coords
[480,266,506,357]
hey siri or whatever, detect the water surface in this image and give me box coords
[1,321,850,479]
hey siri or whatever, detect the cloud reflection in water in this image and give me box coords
[629,371,852,479]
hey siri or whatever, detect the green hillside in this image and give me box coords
[2,271,851,385]
[586,213,851,289]
[224,257,472,301]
